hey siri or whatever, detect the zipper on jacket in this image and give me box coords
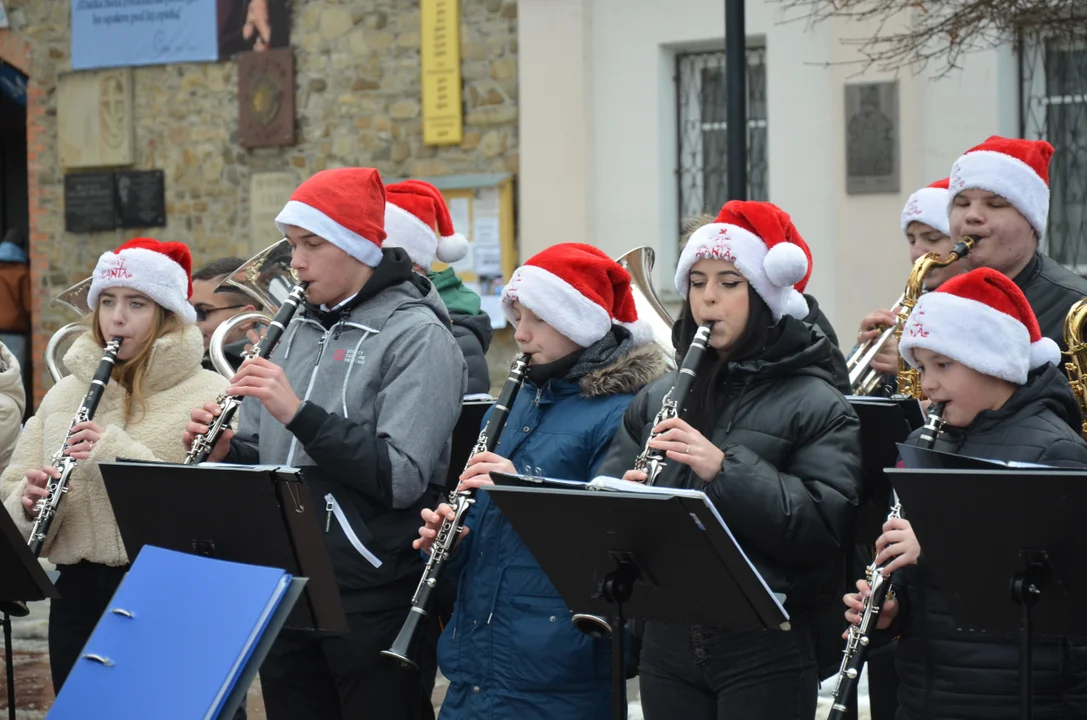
[285,325,334,467]
[323,492,383,568]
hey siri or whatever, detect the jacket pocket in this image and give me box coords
[493,592,610,692]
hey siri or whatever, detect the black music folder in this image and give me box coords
[887,466,1087,719]
[0,504,58,610]
[487,474,789,720]
[847,396,920,543]
[101,461,347,633]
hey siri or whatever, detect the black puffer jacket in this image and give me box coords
[1016,252,1087,359]
[451,310,492,395]
[894,364,1087,720]
[597,316,863,616]
[803,293,850,394]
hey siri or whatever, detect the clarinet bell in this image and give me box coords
[381,605,428,670]
[571,613,613,639]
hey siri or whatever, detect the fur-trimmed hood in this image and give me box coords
[580,343,670,398]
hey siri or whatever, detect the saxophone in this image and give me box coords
[827,402,945,720]
[382,354,531,669]
[184,282,309,464]
[894,236,979,399]
[634,321,714,486]
[1063,297,1087,437]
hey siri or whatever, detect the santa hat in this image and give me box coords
[501,243,652,347]
[899,267,1060,385]
[88,237,197,323]
[901,178,951,237]
[948,136,1053,238]
[383,180,469,270]
[274,168,387,267]
[675,201,811,321]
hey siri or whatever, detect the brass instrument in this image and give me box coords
[1063,297,1087,436]
[207,239,297,378]
[44,277,93,383]
[827,402,945,719]
[846,294,903,396]
[894,236,978,399]
[616,246,677,369]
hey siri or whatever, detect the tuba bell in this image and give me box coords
[44,277,94,383]
[207,238,299,378]
[617,246,677,369]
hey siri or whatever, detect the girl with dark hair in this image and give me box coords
[597,200,863,720]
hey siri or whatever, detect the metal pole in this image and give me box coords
[725,0,748,201]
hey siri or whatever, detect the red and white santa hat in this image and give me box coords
[675,200,811,321]
[501,243,652,348]
[88,237,197,323]
[948,136,1053,238]
[901,178,951,237]
[899,267,1060,385]
[383,180,469,270]
[274,168,387,267]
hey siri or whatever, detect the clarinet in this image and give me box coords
[184,282,309,464]
[382,353,530,669]
[827,402,946,719]
[27,337,123,558]
[633,321,714,486]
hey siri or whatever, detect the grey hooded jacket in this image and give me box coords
[230,250,468,611]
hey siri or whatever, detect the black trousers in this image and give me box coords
[259,604,439,720]
[639,621,819,720]
[49,561,248,719]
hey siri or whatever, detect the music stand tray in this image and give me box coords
[487,474,789,720]
[101,461,347,633]
[887,466,1087,720]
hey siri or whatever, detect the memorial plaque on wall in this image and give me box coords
[845,81,900,195]
[115,170,166,229]
[65,171,117,233]
[238,48,295,149]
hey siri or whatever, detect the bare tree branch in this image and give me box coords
[776,0,1087,77]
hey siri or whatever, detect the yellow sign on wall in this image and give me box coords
[421,0,464,146]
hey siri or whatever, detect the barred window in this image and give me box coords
[676,47,768,238]
[1021,35,1087,272]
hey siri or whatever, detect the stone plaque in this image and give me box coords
[115,170,166,229]
[845,81,900,195]
[238,48,295,149]
[58,69,135,169]
[65,171,117,233]
[249,171,297,252]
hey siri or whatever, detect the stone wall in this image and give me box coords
[2,0,518,403]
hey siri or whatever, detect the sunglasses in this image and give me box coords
[194,304,247,323]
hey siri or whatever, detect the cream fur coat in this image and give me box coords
[0,325,227,566]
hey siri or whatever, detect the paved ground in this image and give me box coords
[1,600,867,719]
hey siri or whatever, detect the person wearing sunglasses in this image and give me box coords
[191,257,263,372]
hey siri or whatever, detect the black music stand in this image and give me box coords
[101,461,348,633]
[487,475,789,720]
[0,507,58,720]
[887,467,1087,720]
[446,397,494,493]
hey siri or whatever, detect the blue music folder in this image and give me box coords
[48,545,293,720]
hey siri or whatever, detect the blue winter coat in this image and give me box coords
[436,339,667,720]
